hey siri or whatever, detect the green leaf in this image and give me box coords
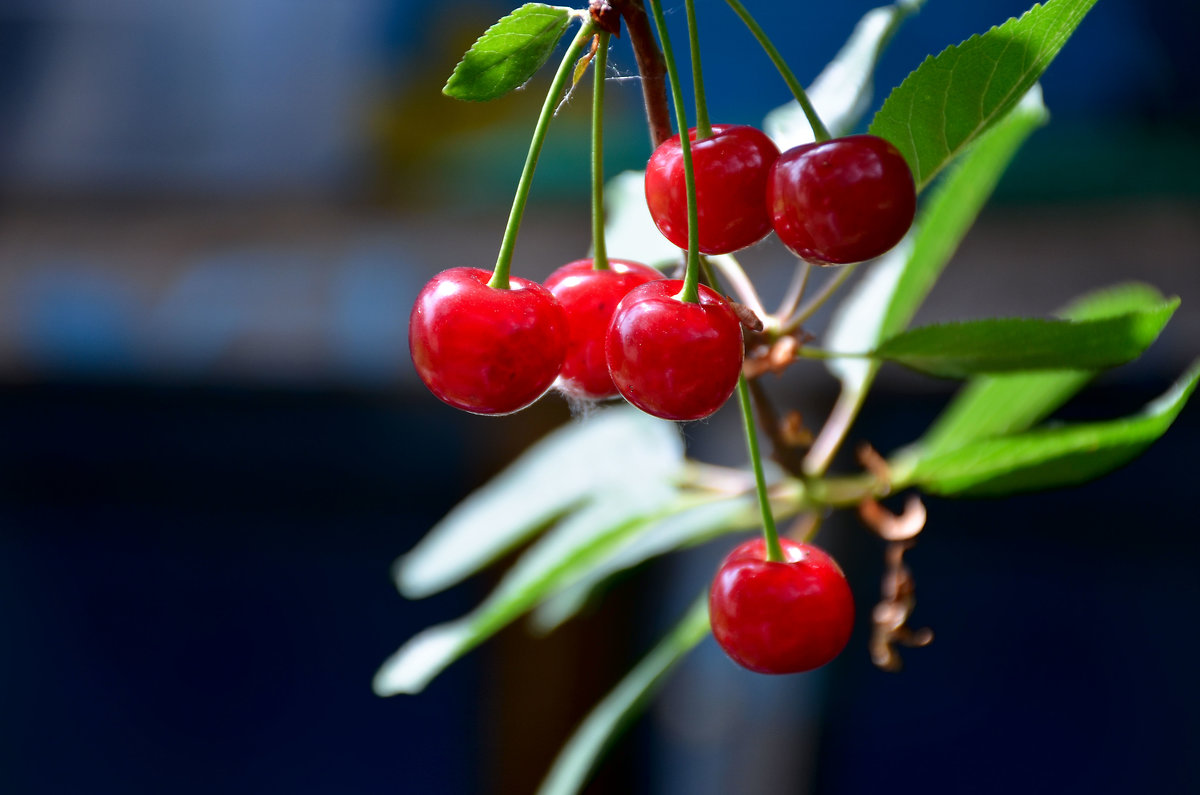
[375,483,683,696]
[920,283,1171,456]
[869,0,1098,191]
[871,299,1179,378]
[443,4,573,102]
[530,497,757,633]
[764,0,925,147]
[396,407,683,598]
[811,88,1046,470]
[893,361,1200,497]
[537,595,710,795]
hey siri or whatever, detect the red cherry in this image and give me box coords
[709,537,855,674]
[605,279,743,421]
[767,134,916,266]
[544,258,663,400]
[645,124,780,255]
[408,267,567,415]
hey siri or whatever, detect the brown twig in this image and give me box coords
[611,0,673,147]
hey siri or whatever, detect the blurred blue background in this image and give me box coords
[0,1,1197,793]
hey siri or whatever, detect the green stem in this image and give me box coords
[723,0,830,142]
[795,346,869,361]
[781,263,858,333]
[490,20,595,289]
[591,31,610,271]
[684,0,712,139]
[647,0,701,304]
[736,374,784,563]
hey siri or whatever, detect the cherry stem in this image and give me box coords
[736,374,785,563]
[780,263,858,334]
[591,31,611,271]
[722,0,831,142]
[489,20,596,290]
[647,0,701,304]
[684,0,712,140]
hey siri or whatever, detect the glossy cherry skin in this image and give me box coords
[408,267,567,415]
[767,134,916,265]
[709,537,855,674]
[605,279,743,421]
[645,124,780,255]
[544,258,663,400]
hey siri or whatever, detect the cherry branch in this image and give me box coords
[612,0,673,147]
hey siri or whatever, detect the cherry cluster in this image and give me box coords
[409,111,913,675]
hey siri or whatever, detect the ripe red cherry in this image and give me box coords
[408,267,567,415]
[645,124,780,255]
[544,258,663,400]
[605,279,743,421]
[709,537,855,674]
[767,134,916,266]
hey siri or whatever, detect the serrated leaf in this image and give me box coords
[444,4,573,102]
[375,483,682,696]
[396,407,683,599]
[537,595,710,795]
[871,299,1179,378]
[810,88,1046,471]
[869,0,1098,190]
[920,283,1171,456]
[893,361,1200,497]
[765,0,925,148]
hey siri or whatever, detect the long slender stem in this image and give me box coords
[611,0,673,148]
[684,0,712,139]
[782,263,858,333]
[736,375,784,563]
[591,31,610,271]
[647,0,701,304]
[722,0,830,142]
[490,21,595,289]
[775,261,811,322]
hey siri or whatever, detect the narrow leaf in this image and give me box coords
[872,299,1179,378]
[869,0,1099,190]
[397,407,682,598]
[375,484,681,696]
[894,361,1200,497]
[538,595,710,795]
[764,0,925,148]
[443,4,573,102]
[921,283,1171,455]
[531,497,757,633]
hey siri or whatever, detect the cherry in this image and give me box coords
[605,279,743,421]
[408,267,567,415]
[544,258,664,400]
[767,134,916,266]
[709,537,854,674]
[644,124,780,255]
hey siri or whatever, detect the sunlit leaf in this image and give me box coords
[892,361,1200,497]
[531,497,757,633]
[920,283,1171,455]
[869,0,1098,190]
[765,0,925,148]
[537,595,710,795]
[396,407,682,599]
[375,483,681,696]
[444,4,573,102]
[871,299,1178,378]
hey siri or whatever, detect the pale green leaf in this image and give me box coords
[375,483,681,695]
[537,595,710,795]
[921,283,1171,456]
[872,298,1178,378]
[444,3,573,102]
[396,407,682,599]
[893,361,1200,497]
[869,0,1099,190]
